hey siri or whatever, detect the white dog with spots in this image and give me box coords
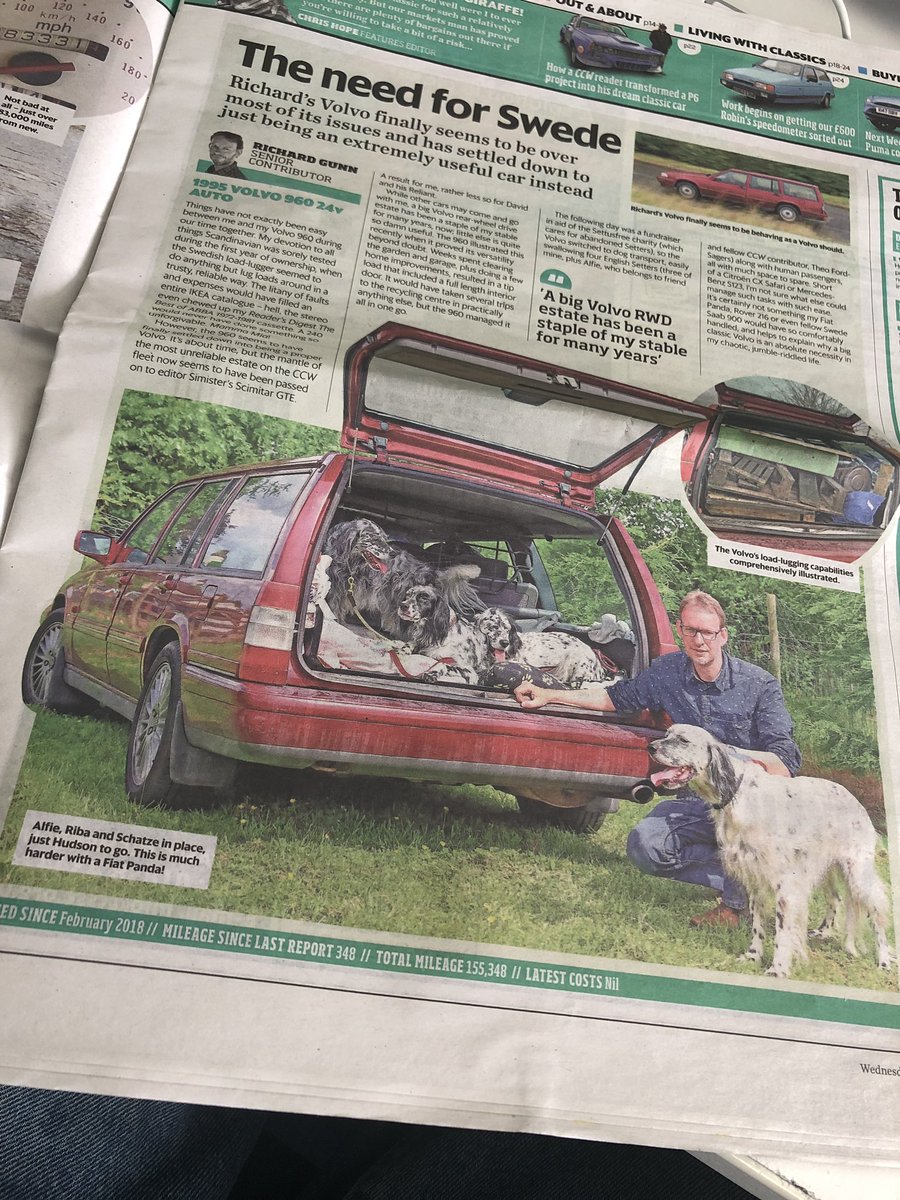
[649,724,893,979]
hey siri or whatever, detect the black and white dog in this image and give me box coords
[473,607,614,688]
[649,724,894,979]
[395,584,490,684]
[324,519,483,641]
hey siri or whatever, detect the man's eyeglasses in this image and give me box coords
[678,622,723,643]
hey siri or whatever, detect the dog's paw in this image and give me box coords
[738,950,762,964]
[765,965,788,978]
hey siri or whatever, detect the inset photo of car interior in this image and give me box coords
[681,377,900,562]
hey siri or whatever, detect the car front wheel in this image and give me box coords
[21,610,94,714]
[675,181,699,200]
[776,203,800,222]
[516,795,609,834]
[126,644,186,807]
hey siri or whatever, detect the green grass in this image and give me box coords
[2,709,895,992]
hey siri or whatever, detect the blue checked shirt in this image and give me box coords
[606,650,801,776]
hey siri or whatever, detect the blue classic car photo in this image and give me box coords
[720,59,836,107]
[864,95,900,132]
[560,17,664,73]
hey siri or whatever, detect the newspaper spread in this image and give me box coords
[1,0,900,1158]
[0,0,174,533]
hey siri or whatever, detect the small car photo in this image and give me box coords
[864,95,900,132]
[656,167,827,223]
[560,16,663,73]
[721,59,835,107]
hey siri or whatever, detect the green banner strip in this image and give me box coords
[196,162,361,203]
[878,178,900,444]
[1,896,896,1029]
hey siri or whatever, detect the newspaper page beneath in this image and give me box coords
[1,0,899,1157]
[0,0,174,533]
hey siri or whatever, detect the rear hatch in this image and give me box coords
[342,324,708,507]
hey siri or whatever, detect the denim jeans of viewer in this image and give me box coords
[0,1084,758,1199]
[625,795,748,910]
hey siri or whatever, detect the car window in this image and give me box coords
[749,175,777,192]
[782,182,817,200]
[532,537,626,627]
[121,486,194,564]
[715,171,747,185]
[150,480,231,566]
[200,471,311,573]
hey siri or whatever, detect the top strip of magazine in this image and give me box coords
[2,0,900,1158]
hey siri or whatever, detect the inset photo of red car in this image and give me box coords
[633,133,850,244]
[681,376,900,563]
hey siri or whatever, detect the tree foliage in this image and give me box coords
[94,391,339,534]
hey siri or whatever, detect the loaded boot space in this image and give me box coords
[299,464,638,700]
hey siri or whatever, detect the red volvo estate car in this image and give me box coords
[656,167,828,223]
[23,328,896,827]
[681,383,900,562]
[23,326,716,831]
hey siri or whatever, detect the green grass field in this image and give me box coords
[1,709,895,992]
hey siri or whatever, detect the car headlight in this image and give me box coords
[722,72,733,82]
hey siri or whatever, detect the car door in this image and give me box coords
[185,468,315,678]
[104,478,235,697]
[68,484,195,683]
[706,170,748,205]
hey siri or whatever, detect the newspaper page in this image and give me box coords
[0,0,174,533]
[1,0,899,1157]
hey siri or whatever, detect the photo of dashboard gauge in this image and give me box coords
[0,0,153,119]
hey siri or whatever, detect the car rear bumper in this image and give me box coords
[181,666,658,797]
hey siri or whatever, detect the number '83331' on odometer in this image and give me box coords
[0,0,153,118]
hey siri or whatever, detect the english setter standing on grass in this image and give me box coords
[649,724,893,979]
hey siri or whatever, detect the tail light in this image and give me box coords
[238,581,301,683]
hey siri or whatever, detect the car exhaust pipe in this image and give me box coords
[629,779,656,805]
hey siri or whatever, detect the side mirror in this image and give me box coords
[74,530,113,561]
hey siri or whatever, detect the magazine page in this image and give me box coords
[0,0,175,534]
[1,0,899,1156]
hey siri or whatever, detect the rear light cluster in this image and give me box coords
[246,606,295,650]
[239,582,302,683]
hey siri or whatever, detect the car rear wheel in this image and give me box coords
[776,203,800,223]
[516,795,609,834]
[821,93,832,108]
[675,181,699,200]
[21,610,94,714]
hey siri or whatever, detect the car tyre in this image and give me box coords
[675,181,700,200]
[775,203,800,223]
[821,93,832,108]
[568,43,579,67]
[21,610,94,714]
[516,795,608,834]
[126,643,213,809]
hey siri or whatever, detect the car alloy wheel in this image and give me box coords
[675,181,699,200]
[776,204,800,222]
[21,609,94,714]
[131,657,173,788]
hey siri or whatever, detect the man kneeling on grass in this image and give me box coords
[514,590,801,928]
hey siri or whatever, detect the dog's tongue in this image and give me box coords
[650,766,694,789]
[492,648,506,662]
[364,551,389,573]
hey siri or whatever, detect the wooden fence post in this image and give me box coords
[766,593,782,684]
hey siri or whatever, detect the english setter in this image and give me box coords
[649,724,893,978]
[323,519,483,640]
[395,585,489,684]
[473,608,614,688]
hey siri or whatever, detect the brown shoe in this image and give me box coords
[689,899,743,929]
